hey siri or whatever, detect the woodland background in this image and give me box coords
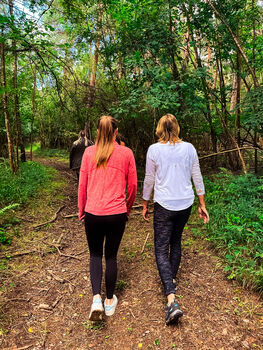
[0,0,263,293]
[1,0,263,171]
[0,3,263,347]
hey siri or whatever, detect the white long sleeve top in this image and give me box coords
[143,141,205,211]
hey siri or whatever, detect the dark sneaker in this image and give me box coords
[165,300,183,325]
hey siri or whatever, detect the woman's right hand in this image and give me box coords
[198,205,209,224]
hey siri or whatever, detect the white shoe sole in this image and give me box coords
[89,309,103,321]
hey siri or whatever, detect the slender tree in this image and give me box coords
[1,40,17,173]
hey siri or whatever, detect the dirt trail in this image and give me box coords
[0,158,262,350]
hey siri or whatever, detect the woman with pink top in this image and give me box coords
[78,116,137,321]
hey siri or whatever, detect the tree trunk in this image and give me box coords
[230,74,237,113]
[236,28,241,147]
[13,50,26,162]
[252,0,258,173]
[168,2,180,81]
[89,4,103,107]
[30,64,36,161]
[117,56,123,79]
[9,0,26,163]
[184,10,218,166]
[1,41,17,173]
[182,27,190,73]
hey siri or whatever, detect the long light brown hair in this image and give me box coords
[156,114,181,144]
[95,116,118,168]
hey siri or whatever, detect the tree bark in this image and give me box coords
[252,0,258,173]
[168,2,180,81]
[13,49,26,162]
[230,74,237,113]
[1,41,17,173]
[9,0,26,163]
[89,4,103,107]
[236,28,241,147]
[30,64,36,161]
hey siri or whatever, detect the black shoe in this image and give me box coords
[165,300,183,325]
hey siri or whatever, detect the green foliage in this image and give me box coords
[196,171,263,293]
[116,279,129,291]
[0,161,55,208]
[0,204,20,216]
[241,86,263,132]
[0,228,11,245]
[33,145,69,160]
[1,0,263,169]
[83,320,106,330]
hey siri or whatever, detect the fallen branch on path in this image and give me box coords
[62,213,78,218]
[38,296,62,312]
[0,241,65,259]
[38,303,53,311]
[129,308,136,319]
[52,296,63,308]
[5,297,32,304]
[54,246,81,261]
[141,231,151,253]
[56,233,64,245]
[47,270,65,283]
[33,205,65,229]
[47,270,76,287]
[3,345,36,350]
[74,249,88,256]
[0,250,37,259]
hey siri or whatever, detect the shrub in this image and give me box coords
[195,170,263,293]
[0,161,55,208]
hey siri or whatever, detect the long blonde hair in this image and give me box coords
[95,116,118,168]
[156,114,181,144]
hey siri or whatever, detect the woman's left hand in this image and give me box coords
[198,205,209,224]
[142,200,150,222]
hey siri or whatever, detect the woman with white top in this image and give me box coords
[142,113,209,325]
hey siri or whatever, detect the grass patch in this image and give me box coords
[83,321,106,330]
[193,170,263,293]
[0,159,61,250]
[0,160,55,209]
[116,279,129,291]
[27,143,69,160]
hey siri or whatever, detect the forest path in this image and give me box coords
[1,157,262,350]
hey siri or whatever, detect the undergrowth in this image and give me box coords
[28,143,68,160]
[0,161,56,246]
[193,169,263,293]
[0,161,55,208]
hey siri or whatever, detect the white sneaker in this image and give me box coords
[89,297,104,321]
[104,295,118,316]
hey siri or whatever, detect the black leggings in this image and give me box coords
[84,212,127,299]
[153,202,192,296]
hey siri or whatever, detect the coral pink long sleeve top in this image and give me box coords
[78,141,137,220]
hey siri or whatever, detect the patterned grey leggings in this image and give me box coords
[153,202,192,296]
